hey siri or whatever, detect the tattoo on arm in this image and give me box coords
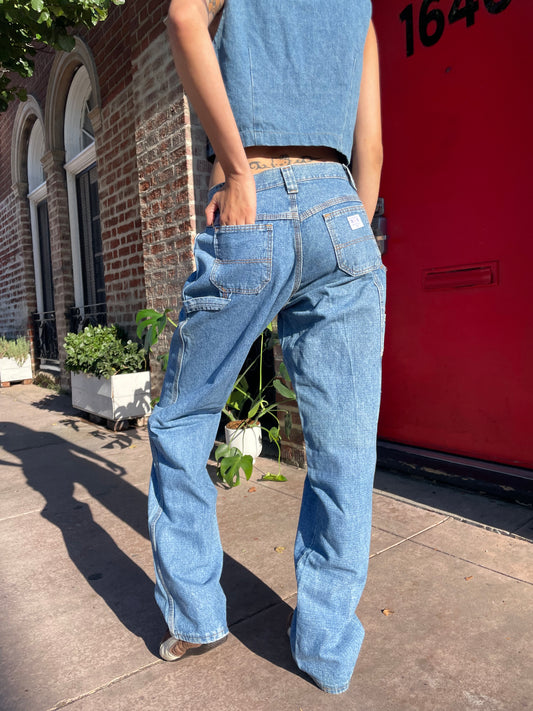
[205,0,224,24]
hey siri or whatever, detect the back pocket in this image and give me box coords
[210,223,273,295]
[324,205,382,277]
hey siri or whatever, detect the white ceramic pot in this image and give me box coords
[225,421,262,462]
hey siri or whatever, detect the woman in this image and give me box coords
[148,0,384,695]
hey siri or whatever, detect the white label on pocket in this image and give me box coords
[348,214,364,230]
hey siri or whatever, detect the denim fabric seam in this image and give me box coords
[342,163,358,191]
[169,320,188,404]
[314,680,351,695]
[324,204,367,218]
[170,627,229,645]
[214,223,272,234]
[149,500,175,633]
[253,163,349,193]
[183,296,229,314]
[300,195,361,222]
[255,172,347,193]
[289,192,303,296]
[372,267,387,357]
[256,212,294,221]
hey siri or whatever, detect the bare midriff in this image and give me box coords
[209,145,342,187]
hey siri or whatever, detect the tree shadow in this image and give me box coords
[0,421,302,677]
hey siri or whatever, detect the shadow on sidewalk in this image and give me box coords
[0,422,300,678]
[0,421,160,648]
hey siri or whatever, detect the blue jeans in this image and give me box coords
[148,162,386,694]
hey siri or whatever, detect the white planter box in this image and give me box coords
[71,371,151,421]
[0,356,32,384]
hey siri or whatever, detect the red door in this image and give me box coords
[373,0,533,468]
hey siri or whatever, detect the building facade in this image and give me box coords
[0,1,206,383]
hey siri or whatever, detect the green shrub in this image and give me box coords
[0,336,30,366]
[64,324,147,379]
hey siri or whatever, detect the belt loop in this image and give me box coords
[281,165,299,194]
[342,163,357,192]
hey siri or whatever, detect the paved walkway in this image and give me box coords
[1,384,532,711]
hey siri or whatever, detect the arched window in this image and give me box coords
[27,117,59,364]
[27,119,54,313]
[64,65,106,323]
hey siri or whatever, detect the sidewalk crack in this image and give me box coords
[45,660,162,710]
[370,517,450,558]
[411,540,533,586]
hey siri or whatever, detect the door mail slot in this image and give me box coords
[423,261,499,291]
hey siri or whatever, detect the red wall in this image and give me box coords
[373,0,533,468]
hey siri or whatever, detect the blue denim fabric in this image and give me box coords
[148,162,386,693]
[210,0,372,163]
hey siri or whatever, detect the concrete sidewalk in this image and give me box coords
[1,384,532,711]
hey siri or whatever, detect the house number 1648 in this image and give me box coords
[399,0,512,57]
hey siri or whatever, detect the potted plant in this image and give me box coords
[215,323,296,487]
[136,309,296,487]
[64,324,150,425]
[0,335,32,385]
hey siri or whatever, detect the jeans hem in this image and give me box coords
[313,677,350,695]
[169,627,229,645]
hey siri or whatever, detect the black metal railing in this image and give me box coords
[69,302,107,333]
[32,311,59,362]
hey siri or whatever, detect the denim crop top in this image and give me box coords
[210,0,372,164]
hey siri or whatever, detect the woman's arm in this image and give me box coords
[351,21,383,222]
[166,0,256,225]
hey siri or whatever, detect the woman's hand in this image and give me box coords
[205,171,257,226]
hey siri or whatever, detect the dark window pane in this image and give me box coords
[76,164,106,308]
[36,200,55,314]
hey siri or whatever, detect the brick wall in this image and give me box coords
[42,149,75,387]
[0,188,36,338]
[132,29,210,390]
[0,102,18,199]
[96,85,145,332]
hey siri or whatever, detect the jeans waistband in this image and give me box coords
[207,161,354,202]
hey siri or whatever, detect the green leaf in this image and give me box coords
[226,382,248,412]
[261,473,287,482]
[279,361,291,383]
[215,444,253,487]
[136,308,169,341]
[214,442,233,461]
[31,0,44,11]
[157,352,169,371]
[57,33,76,51]
[273,378,296,400]
[247,400,261,419]
[239,454,253,480]
[268,426,280,443]
[217,451,253,487]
